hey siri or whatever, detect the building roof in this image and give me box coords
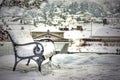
[92,27,120,37]
[64,30,90,39]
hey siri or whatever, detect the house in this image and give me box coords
[51,15,64,26]
[65,14,77,30]
[64,25,120,53]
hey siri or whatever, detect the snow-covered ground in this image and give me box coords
[0,53,120,80]
[80,46,118,53]
[0,1,120,80]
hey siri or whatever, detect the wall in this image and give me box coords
[0,42,14,56]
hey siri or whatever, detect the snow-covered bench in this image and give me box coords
[5,30,56,72]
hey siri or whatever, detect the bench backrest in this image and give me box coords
[6,30,34,44]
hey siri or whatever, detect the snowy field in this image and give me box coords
[0,53,120,80]
[0,1,120,79]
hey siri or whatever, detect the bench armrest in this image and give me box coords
[14,42,44,56]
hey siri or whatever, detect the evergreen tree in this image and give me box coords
[68,2,79,14]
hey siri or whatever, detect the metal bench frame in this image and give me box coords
[5,30,55,72]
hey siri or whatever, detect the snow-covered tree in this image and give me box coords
[0,0,47,9]
[68,2,79,14]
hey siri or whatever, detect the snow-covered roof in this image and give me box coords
[3,24,36,30]
[31,24,62,32]
[92,27,120,37]
[0,7,25,16]
[64,30,90,39]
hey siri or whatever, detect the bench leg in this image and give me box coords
[37,58,42,71]
[13,62,17,71]
[26,58,31,66]
[38,63,42,71]
[37,56,45,71]
[13,56,18,71]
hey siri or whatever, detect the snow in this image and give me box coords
[31,24,61,32]
[3,24,36,30]
[0,1,120,79]
[80,46,118,53]
[1,22,119,54]
[0,7,25,16]
[84,23,120,37]
[64,30,90,39]
[64,23,120,39]
[92,27,120,37]
[0,53,120,80]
